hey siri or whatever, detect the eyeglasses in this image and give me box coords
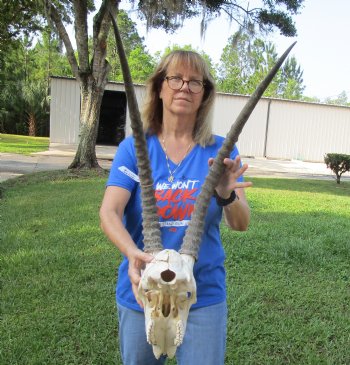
[164,76,205,94]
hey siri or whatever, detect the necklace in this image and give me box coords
[161,136,192,183]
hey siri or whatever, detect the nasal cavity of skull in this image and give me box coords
[160,269,176,282]
[162,297,171,317]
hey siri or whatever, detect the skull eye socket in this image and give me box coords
[160,269,176,282]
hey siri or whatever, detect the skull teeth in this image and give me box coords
[175,320,184,346]
[146,319,155,344]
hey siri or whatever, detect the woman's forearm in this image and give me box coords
[222,189,250,231]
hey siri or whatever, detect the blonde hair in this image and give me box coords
[141,50,216,146]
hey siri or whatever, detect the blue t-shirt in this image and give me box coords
[106,134,242,311]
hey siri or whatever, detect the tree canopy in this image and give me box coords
[0,1,42,68]
[106,10,155,83]
[133,0,304,36]
[218,32,304,99]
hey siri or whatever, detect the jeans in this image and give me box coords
[117,301,227,365]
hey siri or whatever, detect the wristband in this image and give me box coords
[213,189,239,206]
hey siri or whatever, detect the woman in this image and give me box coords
[100,50,252,365]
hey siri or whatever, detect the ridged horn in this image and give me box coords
[110,12,162,253]
[179,42,297,259]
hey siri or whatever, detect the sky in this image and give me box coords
[117,0,350,100]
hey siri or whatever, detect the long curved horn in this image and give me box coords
[180,42,297,258]
[110,12,162,253]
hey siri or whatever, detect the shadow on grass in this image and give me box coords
[0,169,110,192]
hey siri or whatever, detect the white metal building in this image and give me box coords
[50,77,350,162]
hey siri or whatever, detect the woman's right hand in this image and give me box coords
[127,248,154,307]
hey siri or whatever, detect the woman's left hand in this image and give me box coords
[208,155,252,198]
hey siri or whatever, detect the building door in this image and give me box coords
[97,90,126,146]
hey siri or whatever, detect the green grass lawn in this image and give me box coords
[0,133,49,155]
[1,172,349,364]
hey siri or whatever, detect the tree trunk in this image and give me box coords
[28,112,36,137]
[69,77,105,169]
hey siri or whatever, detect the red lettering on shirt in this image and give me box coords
[155,188,197,204]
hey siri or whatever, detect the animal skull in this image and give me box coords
[138,249,197,359]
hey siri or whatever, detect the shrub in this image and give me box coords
[324,153,350,184]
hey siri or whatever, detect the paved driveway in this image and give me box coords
[2,146,347,183]
[0,152,112,182]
